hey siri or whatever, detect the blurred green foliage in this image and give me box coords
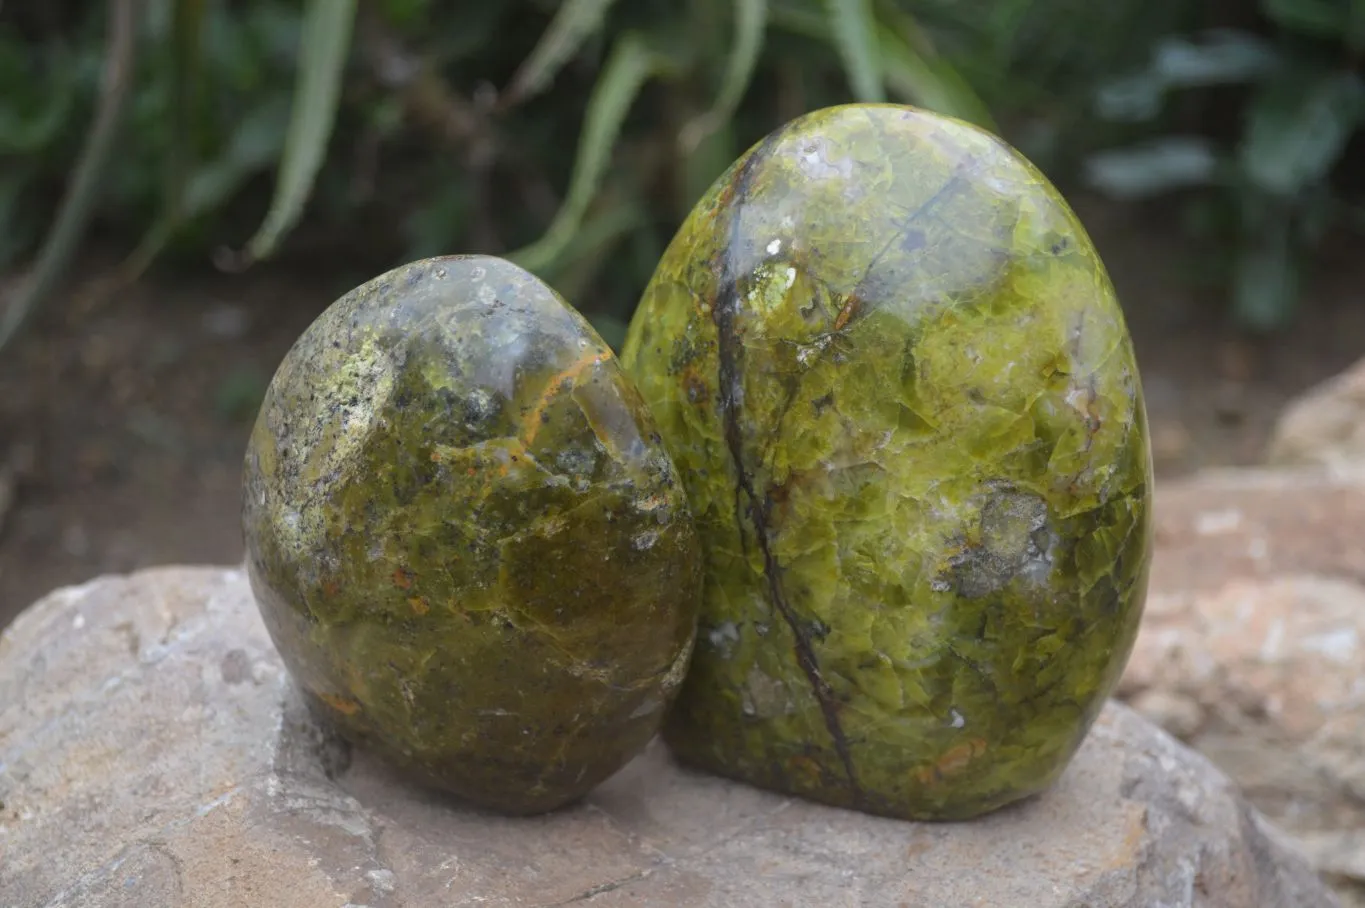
[10,0,1354,346]
[1084,0,1365,330]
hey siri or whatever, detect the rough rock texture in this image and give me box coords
[1,567,1336,907]
[1266,357,1365,469]
[1120,467,1365,904]
[242,255,701,814]
[623,103,1152,820]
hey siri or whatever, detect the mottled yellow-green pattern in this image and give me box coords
[622,105,1152,820]
[243,255,702,815]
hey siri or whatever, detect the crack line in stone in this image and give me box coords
[550,868,655,906]
[709,135,864,805]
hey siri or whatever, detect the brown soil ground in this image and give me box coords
[2,197,1362,628]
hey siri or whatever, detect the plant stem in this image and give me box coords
[0,0,143,355]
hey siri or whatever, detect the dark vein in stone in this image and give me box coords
[554,869,655,905]
[709,135,864,803]
[757,177,970,474]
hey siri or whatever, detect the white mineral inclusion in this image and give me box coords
[796,137,854,180]
[629,698,663,719]
[745,261,798,314]
[707,621,741,658]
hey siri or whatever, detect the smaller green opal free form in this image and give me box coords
[242,255,702,815]
[622,104,1153,820]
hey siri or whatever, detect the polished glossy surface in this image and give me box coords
[243,255,702,814]
[623,105,1153,820]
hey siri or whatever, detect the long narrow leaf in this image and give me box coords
[0,169,33,271]
[1233,217,1298,332]
[1351,0,1365,52]
[682,119,737,209]
[878,24,993,128]
[128,0,206,277]
[550,198,647,311]
[1240,69,1365,197]
[508,32,671,275]
[824,0,884,102]
[767,3,826,36]
[0,0,142,353]
[680,0,767,151]
[504,0,621,105]
[169,0,206,206]
[1083,137,1219,199]
[243,0,356,263]
[0,71,78,155]
[1261,0,1346,39]
[113,97,292,290]
[1150,32,1279,88]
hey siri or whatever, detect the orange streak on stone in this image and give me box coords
[832,293,859,332]
[319,692,361,715]
[521,350,612,446]
[915,737,988,786]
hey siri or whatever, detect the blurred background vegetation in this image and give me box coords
[5,0,1365,626]
[4,0,1364,352]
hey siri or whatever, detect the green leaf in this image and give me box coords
[1094,31,1279,123]
[0,38,80,155]
[1093,72,1168,122]
[551,199,648,317]
[0,92,76,155]
[188,98,293,215]
[682,119,738,211]
[380,0,433,28]
[1351,0,1365,50]
[767,3,827,37]
[404,179,471,261]
[878,22,993,128]
[1239,69,1365,197]
[1261,0,1348,39]
[243,0,356,263]
[214,365,270,423]
[0,170,33,271]
[0,0,142,353]
[117,96,291,282]
[588,313,629,352]
[163,0,207,226]
[680,0,767,151]
[824,0,884,102]
[1083,137,1220,199]
[1149,31,1279,88]
[508,32,674,275]
[504,0,621,105]
[1233,217,1299,332]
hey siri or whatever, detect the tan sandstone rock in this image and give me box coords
[1121,467,1365,904]
[1268,358,1365,469]
[0,567,1337,907]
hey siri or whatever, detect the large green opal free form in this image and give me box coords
[243,255,702,815]
[622,104,1152,820]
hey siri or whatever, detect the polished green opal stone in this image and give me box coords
[242,255,702,815]
[621,104,1153,821]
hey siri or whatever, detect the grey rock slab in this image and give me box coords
[0,567,1340,907]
